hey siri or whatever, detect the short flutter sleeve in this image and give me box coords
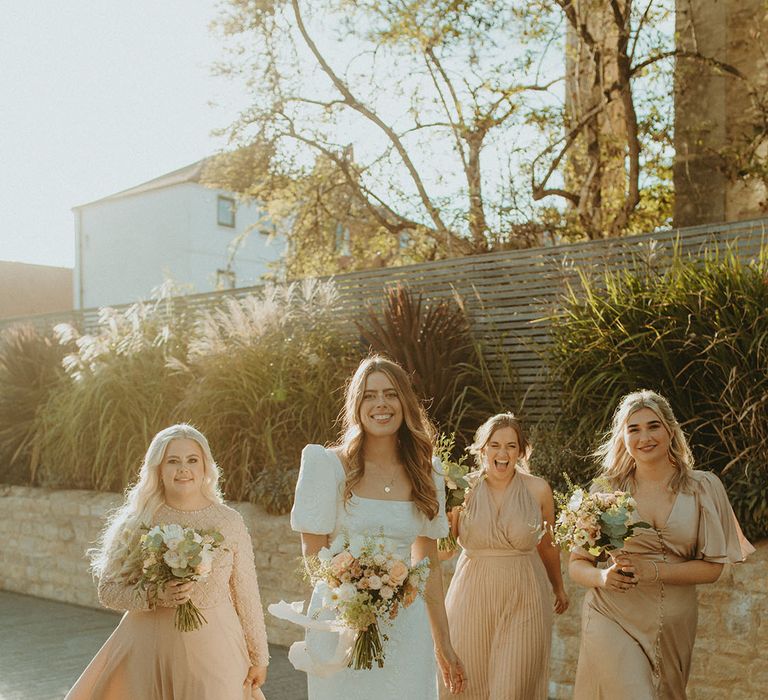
[694,470,755,563]
[290,444,342,535]
[419,457,449,539]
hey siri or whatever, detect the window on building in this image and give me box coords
[217,196,236,228]
[216,268,236,289]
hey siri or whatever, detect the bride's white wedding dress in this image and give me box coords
[285,444,448,700]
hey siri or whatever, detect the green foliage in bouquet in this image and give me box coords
[136,523,224,631]
[0,325,71,484]
[553,475,651,555]
[178,280,359,507]
[433,432,471,551]
[549,243,768,538]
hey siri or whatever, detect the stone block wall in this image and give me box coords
[1,486,764,697]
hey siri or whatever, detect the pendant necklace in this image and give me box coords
[381,465,397,493]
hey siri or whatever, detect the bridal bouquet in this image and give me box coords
[554,477,650,556]
[134,523,224,631]
[308,534,431,670]
[435,433,472,551]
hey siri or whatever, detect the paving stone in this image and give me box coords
[0,590,308,700]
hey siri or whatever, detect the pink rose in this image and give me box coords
[330,551,355,576]
[388,560,409,587]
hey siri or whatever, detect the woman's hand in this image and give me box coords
[553,586,570,614]
[154,580,194,607]
[244,664,268,698]
[600,553,637,592]
[436,643,467,695]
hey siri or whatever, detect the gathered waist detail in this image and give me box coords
[463,548,532,559]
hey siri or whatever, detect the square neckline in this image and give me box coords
[328,449,416,505]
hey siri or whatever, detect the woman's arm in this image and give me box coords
[229,514,270,692]
[300,533,329,558]
[630,556,724,585]
[412,535,466,695]
[532,479,569,614]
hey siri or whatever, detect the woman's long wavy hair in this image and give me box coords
[89,424,223,580]
[335,355,439,519]
[468,412,532,473]
[595,390,694,493]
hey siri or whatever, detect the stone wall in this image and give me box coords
[2,486,764,697]
[0,485,309,646]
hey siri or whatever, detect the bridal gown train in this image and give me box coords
[289,444,449,700]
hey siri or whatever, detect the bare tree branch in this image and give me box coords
[290,0,452,239]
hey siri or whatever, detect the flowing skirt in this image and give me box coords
[66,601,252,700]
[442,550,552,700]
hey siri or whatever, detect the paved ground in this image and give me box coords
[0,591,308,700]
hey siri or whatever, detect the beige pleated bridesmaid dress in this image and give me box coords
[442,470,552,700]
[573,471,754,700]
[66,502,270,700]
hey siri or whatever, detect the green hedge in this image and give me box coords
[548,246,768,539]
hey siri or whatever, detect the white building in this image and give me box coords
[73,159,284,309]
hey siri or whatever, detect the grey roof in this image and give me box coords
[73,158,210,209]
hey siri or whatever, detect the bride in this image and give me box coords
[287,355,466,698]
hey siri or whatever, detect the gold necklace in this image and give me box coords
[368,460,399,493]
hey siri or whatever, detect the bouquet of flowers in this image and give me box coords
[434,432,472,551]
[307,534,431,670]
[553,477,650,557]
[134,523,224,631]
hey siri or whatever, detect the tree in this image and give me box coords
[210,0,564,272]
[209,1,767,273]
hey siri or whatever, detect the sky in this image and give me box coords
[0,0,242,269]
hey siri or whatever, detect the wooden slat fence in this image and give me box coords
[3,218,766,419]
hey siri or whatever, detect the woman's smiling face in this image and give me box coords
[623,407,671,465]
[160,438,206,501]
[358,371,404,438]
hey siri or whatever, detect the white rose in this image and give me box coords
[161,524,185,549]
[568,489,584,512]
[337,582,358,602]
[163,550,187,569]
[367,575,382,590]
[379,585,394,600]
[372,553,386,566]
[147,525,163,539]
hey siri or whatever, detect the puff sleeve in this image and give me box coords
[290,444,341,535]
[694,470,755,563]
[419,457,449,539]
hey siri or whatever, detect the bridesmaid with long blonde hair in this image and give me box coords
[67,424,269,699]
[570,390,753,699]
[441,413,568,699]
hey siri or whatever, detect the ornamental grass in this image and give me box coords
[37,293,190,491]
[356,284,521,456]
[0,325,71,485]
[178,280,359,510]
[548,244,768,538]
